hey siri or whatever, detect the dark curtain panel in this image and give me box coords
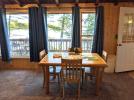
[0,8,11,61]
[92,6,104,56]
[29,7,48,62]
[71,5,80,48]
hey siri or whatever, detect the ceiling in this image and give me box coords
[0,0,133,5]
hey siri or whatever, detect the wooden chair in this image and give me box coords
[39,50,61,88]
[68,47,82,53]
[74,48,82,53]
[60,58,82,99]
[68,47,75,52]
[68,47,84,85]
[85,50,108,81]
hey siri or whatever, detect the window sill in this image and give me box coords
[11,56,29,59]
[0,56,29,60]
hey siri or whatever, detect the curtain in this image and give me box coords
[29,7,48,62]
[0,8,11,61]
[92,6,104,56]
[71,5,80,48]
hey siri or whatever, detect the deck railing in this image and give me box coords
[10,38,29,56]
[48,38,93,52]
[10,38,93,56]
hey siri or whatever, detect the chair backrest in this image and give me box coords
[61,58,82,80]
[39,50,46,60]
[68,48,74,52]
[102,50,108,62]
[74,48,82,53]
[68,47,82,53]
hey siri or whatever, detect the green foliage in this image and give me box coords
[9,20,28,30]
[48,24,61,32]
[48,14,72,38]
[83,13,95,35]
[47,13,95,38]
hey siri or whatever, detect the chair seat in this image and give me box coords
[85,67,96,75]
[84,67,91,73]
[49,66,61,74]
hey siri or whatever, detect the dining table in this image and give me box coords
[39,52,107,95]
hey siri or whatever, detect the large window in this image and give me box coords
[5,9,95,57]
[6,14,29,57]
[47,11,95,52]
[47,14,72,51]
[82,13,95,52]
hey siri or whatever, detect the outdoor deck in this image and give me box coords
[10,38,93,56]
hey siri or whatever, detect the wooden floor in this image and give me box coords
[0,69,134,100]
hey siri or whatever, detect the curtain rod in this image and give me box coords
[5,3,96,8]
[5,7,95,11]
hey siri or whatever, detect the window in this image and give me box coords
[47,14,72,51]
[47,10,95,52]
[6,14,29,57]
[81,13,95,52]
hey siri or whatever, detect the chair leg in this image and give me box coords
[62,84,65,99]
[77,82,80,100]
[60,80,64,99]
[42,67,45,88]
[81,69,84,86]
[90,75,93,80]
[85,74,87,82]
[58,74,60,86]
[53,66,56,79]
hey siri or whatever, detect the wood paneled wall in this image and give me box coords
[103,3,119,55]
[0,58,39,69]
[103,2,134,54]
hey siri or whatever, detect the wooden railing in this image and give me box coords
[10,38,29,56]
[48,39,71,52]
[10,38,93,56]
[48,38,93,52]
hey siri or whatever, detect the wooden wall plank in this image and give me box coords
[103,2,134,55]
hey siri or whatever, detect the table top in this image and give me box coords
[39,52,107,68]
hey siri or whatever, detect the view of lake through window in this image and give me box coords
[47,14,72,51]
[47,13,95,52]
[6,14,29,57]
[82,13,95,52]
[5,12,95,57]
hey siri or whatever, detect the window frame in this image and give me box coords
[80,9,96,52]
[6,11,29,58]
[5,7,95,57]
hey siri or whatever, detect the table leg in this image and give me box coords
[42,66,45,88]
[95,68,104,96]
[45,65,50,94]
[53,66,56,79]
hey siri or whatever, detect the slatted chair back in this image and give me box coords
[61,58,82,81]
[74,48,82,53]
[68,48,74,52]
[39,50,46,60]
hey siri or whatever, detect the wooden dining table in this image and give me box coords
[39,52,107,95]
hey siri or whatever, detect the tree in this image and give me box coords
[10,20,28,30]
[83,13,95,36]
[47,13,95,38]
[47,14,72,39]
